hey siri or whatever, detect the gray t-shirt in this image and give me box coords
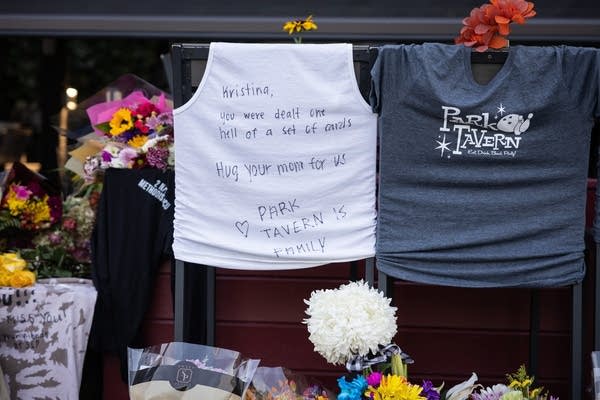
[371,43,600,288]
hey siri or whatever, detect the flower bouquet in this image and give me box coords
[82,87,174,182]
[303,283,559,400]
[0,161,62,249]
[19,183,101,278]
[127,342,260,400]
[304,280,439,400]
[446,366,558,400]
[245,366,335,400]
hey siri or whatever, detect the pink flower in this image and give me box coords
[12,185,31,200]
[366,372,382,387]
[62,217,77,231]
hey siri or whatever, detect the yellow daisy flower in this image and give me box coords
[301,15,318,31]
[283,15,318,35]
[366,375,426,400]
[128,135,149,148]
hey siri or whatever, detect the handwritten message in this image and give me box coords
[174,43,376,268]
[0,281,97,399]
[202,77,372,261]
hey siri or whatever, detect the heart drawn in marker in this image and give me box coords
[235,220,249,238]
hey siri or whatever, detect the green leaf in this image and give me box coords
[94,121,111,133]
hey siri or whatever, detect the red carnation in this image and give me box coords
[134,102,159,118]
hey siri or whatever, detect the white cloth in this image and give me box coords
[173,42,377,269]
[0,279,97,400]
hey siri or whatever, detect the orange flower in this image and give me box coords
[488,0,536,37]
[455,0,535,52]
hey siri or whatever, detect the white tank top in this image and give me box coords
[173,42,376,269]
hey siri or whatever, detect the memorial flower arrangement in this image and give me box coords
[0,178,61,233]
[20,184,101,278]
[448,366,558,400]
[283,15,318,43]
[245,367,333,400]
[0,252,36,288]
[0,162,62,250]
[304,280,439,400]
[0,161,101,280]
[455,0,536,52]
[304,280,398,366]
[82,90,174,182]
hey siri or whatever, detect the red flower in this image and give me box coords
[489,0,536,35]
[455,0,535,52]
[62,217,77,231]
[134,119,150,134]
[134,102,159,118]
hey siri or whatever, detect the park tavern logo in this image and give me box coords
[435,104,533,159]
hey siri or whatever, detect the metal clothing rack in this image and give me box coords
[170,43,588,399]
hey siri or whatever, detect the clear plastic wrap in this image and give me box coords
[128,342,260,400]
[246,366,336,400]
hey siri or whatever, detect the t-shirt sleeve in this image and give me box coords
[562,46,600,118]
[369,48,383,114]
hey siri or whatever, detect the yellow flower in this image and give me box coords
[5,190,27,215]
[0,252,27,272]
[301,15,318,31]
[283,15,317,34]
[508,380,522,390]
[9,270,36,288]
[529,387,542,398]
[128,134,149,148]
[365,375,426,400]
[0,270,11,286]
[283,20,300,34]
[24,196,51,225]
[109,108,134,136]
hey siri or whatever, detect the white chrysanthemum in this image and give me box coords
[303,280,397,365]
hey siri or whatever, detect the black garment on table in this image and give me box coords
[89,168,175,379]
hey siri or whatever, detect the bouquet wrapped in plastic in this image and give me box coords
[246,366,335,400]
[128,342,260,400]
[0,161,62,249]
[57,74,175,182]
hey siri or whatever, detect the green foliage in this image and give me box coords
[94,122,111,133]
[19,246,89,279]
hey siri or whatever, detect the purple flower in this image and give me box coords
[101,150,113,162]
[12,184,31,200]
[421,380,440,400]
[48,232,63,245]
[118,147,139,167]
[471,384,509,400]
[146,145,169,171]
[157,112,173,125]
[366,372,382,387]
